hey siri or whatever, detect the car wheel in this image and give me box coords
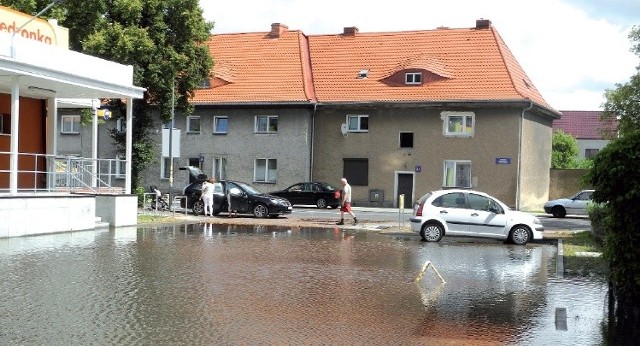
[192,200,205,215]
[316,198,327,208]
[509,225,531,245]
[420,223,444,242]
[551,206,566,218]
[253,203,269,218]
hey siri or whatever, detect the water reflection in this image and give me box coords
[0,223,608,344]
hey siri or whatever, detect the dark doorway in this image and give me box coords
[397,173,413,208]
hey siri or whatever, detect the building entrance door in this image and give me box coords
[396,172,414,208]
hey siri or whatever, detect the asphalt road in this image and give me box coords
[289,205,592,231]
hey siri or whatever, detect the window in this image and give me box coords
[116,118,126,133]
[161,157,172,179]
[400,132,414,148]
[115,155,126,179]
[212,157,227,180]
[585,148,599,158]
[432,192,466,208]
[347,115,368,132]
[468,193,503,213]
[254,158,277,183]
[343,158,368,186]
[442,111,474,136]
[187,116,201,133]
[405,72,422,85]
[443,160,471,188]
[0,113,6,134]
[255,115,278,133]
[189,157,201,169]
[214,116,228,134]
[61,115,80,134]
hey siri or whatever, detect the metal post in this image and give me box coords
[168,80,174,208]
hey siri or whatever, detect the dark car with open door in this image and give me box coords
[179,167,292,217]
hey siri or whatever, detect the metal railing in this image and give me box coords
[0,151,125,194]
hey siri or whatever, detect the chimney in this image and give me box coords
[475,19,491,29]
[343,27,359,36]
[269,23,288,38]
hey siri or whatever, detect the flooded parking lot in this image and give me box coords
[0,223,608,345]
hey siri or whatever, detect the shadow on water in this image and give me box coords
[0,222,616,344]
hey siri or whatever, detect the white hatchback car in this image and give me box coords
[410,189,544,245]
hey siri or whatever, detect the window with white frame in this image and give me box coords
[255,115,278,133]
[115,155,126,179]
[442,111,474,136]
[212,157,227,180]
[61,115,81,134]
[161,157,172,179]
[254,158,277,183]
[213,116,228,134]
[347,115,369,132]
[405,72,422,85]
[187,116,201,133]
[443,160,471,188]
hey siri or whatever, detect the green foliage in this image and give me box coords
[602,25,640,137]
[20,0,214,190]
[585,129,640,321]
[551,129,580,168]
[134,185,146,207]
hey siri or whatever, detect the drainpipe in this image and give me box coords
[516,101,534,210]
[309,103,317,181]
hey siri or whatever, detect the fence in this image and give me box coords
[0,151,125,194]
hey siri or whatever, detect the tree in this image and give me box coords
[586,25,640,342]
[602,25,640,137]
[6,0,214,188]
[551,129,579,169]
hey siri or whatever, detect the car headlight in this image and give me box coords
[532,217,542,225]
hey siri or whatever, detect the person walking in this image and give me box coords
[337,178,357,225]
[201,178,216,216]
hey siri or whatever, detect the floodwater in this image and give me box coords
[0,223,609,345]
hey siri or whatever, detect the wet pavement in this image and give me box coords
[0,223,608,345]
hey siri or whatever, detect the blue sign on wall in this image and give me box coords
[415,165,422,172]
[495,157,511,164]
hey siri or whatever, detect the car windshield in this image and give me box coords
[236,181,262,195]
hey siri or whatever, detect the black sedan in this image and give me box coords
[182,179,292,218]
[269,182,340,209]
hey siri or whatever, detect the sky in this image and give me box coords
[200,0,639,111]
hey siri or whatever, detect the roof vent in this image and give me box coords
[475,19,491,29]
[343,27,359,36]
[269,23,288,38]
[357,69,369,79]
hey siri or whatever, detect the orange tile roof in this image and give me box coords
[193,21,553,112]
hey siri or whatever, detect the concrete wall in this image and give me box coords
[141,107,314,194]
[519,112,554,211]
[549,169,592,200]
[0,195,96,238]
[312,107,527,207]
[96,194,138,227]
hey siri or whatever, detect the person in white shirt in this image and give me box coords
[337,178,358,225]
[201,178,217,216]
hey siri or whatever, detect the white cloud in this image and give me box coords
[201,0,638,111]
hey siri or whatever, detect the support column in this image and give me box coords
[9,77,20,195]
[125,98,133,194]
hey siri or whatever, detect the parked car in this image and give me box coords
[410,189,544,245]
[543,189,594,218]
[268,182,341,208]
[180,173,292,218]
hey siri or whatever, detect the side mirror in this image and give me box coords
[228,187,242,196]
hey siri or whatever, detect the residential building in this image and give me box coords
[554,110,617,159]
[69,19,561,211]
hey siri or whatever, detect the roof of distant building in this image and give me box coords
[555,110,618,139]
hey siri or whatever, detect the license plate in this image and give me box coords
[287,206,292,210]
